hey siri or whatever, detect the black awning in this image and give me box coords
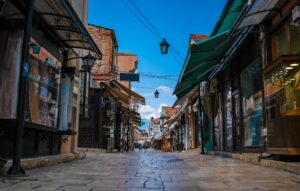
[32,0,102,58]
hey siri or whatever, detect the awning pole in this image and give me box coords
[198,84,205,154]
[7,0,35,176]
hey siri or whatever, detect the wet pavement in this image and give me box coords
[0,150,300,191]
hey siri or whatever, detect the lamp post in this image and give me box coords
[154,90,159,98]
[7,0,34,176]
[81,52,96,117]
[160,38,169,54]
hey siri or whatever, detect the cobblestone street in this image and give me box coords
[1,151,300,191]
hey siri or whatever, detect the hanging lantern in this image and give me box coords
[159,38,169,54]
[30,43,41,55]
[83,52,96,69]
[154,90,159,98]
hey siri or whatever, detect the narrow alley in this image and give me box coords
[1,151,300,191]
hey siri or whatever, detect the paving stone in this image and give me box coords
[0,150,299,190]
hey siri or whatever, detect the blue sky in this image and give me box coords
[88,0,226,129]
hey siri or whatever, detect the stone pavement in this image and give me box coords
[0,150,300,191]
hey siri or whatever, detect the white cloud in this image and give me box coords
[157,85,174,94]
[140,103,167,120]
[139,105,155,114]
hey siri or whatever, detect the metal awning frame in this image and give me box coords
[11,0,102,59]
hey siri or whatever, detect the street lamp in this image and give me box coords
[81,52,96,117]
[83,52,96,69]
[160,38,169,54]
[154,90,159,98]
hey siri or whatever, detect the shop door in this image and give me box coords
[232,92,241,151]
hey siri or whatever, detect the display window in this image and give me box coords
[264,61,300,150]
[240,59,263,147]
[265,63,300,120]
[24,39,62,128]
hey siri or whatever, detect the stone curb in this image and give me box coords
[0,151,86,175]
[208,151,300,175]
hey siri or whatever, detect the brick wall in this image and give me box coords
[88,25,118,83]
[117,53,138,89]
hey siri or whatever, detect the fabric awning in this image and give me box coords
[174,30,237,99]
[235,0,281,30]
[110,80,145,104]
[103,83,129,106]
[162,99,188,127]
[28,0,102,58]
[129,111,141,126]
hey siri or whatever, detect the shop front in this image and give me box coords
[263,2,300,155]
[0,0,101,174]
[218,29,264,153]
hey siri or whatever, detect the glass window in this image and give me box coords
[265,63,300,149]
[241,60,263,147]
[265,64,300,120]
[224,87,233,149]
[24,39,62,128]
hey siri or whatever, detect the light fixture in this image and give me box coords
[83,52,96,68]
[30,43,41,55]
[154,90,159,98]
[290,63,299,67]
[159,38,169,54]
[290,78,296,81]
[285,66,293,70]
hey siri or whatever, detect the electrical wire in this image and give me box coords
[121,0,161,40]
[121,0,185,64]
[127,0,163,39]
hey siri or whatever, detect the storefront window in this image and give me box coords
[265,62,300,150]
[24,39,62,127]
[265,64,300,121]
[241,60,263,147]
[224,87,233,149]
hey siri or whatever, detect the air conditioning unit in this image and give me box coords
[292,6,300,23]
[209,78,218,94]
[200,81,209,97]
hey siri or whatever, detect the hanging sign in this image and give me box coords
[120,73,140,82]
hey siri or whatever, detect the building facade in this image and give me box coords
[0,0,101,174]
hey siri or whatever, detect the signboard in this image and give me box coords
[120,73,140,82]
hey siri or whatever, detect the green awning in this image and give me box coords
[174,0,247,99]
[174,30,237,99]
[211,0,247,35]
